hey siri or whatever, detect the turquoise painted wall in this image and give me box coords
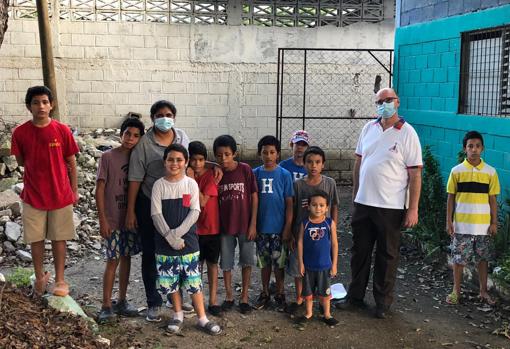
[394,4,510,199]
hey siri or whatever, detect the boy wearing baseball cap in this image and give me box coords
[279,130,310,182]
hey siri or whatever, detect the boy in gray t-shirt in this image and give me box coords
[96,117,145,323]
[285,146,339,314]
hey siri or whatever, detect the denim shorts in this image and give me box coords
[285,249,302,278]
[220,234,256,271]
[451,233,492,265]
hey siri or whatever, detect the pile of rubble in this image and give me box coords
[0,124,122,267]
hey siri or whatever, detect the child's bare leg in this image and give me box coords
[453,263,464,295]
[118,256,131,301]
[207,262,218,306]
[241,266,252,303]
[31,241,46,280]
[294,277,303,304]
[321,297,332,318]
[102,258,119,307]
[51,240,67,283]
[304,298,313,318]
[191,291,206,318]
[478,260,490,297]
[261,266,271,295]
[223,270,233,301]
[171,291,183,313]
[274,267,285,295]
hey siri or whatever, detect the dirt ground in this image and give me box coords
[3,187,510,348]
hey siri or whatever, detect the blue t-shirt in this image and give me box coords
[279,158,307,182]
[253,165,294,234]
[302,217,332,271]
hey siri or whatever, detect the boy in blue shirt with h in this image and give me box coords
[253,135,294,311]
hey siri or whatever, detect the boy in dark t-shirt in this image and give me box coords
[96,117,145,323]
[151,144,221,335]
[214,135,258,314]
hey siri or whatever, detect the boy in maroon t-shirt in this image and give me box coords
[11,86,79,297]
[213,135,258,314]
[96,117,145,323]
[188,141,222,317]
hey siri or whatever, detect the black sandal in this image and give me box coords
[323,316,339,327]
[208,305,222,316]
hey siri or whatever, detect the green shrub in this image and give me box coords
[494,199,510,260]
[6,267,33,287]
[412,145,448,257]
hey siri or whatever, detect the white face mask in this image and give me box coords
[376,101,397,119]
[154,117,174,132]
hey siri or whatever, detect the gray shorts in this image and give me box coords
[302,269,331,299]
[286,249,302,278]
[220,234,256,271]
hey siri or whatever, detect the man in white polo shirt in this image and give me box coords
[340,88,422,319]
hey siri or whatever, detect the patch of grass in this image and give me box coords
[6,268,33,287]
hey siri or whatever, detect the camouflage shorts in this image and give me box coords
[256,233,287,269]
[451,233,492,265]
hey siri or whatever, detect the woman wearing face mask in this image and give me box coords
[125,100,190,322]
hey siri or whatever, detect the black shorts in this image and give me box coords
[198,234,221,264]
[301,269,331,299]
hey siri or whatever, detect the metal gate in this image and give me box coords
[276,48,393,149]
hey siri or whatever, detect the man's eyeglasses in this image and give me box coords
[375,97,397,105]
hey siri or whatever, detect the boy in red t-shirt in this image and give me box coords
[188,141,222,317]
[11,86,79,297]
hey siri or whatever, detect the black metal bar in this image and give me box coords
[277,47,393,52]
[389,50,393,88]
[279,49,285,143]
[302,49,307,130]
[368,50,391,75]
[276,48,281,140]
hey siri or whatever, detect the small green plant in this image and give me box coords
[494,199,510,259]
[6,267,33,287]
[412,145,448,257]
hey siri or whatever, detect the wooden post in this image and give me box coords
[36,0,59,120]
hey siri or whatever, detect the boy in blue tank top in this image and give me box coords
[297,190,339,326]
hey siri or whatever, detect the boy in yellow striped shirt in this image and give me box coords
[446,131,500,305]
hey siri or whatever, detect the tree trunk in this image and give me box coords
[0,0,8,48]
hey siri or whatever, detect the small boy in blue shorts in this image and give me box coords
[446,131,500,306]
[151,144,221,335]
[297,190,338,326]
[253,135,293,311]
[96,117,145,323]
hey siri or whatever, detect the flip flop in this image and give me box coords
[445,292,459,305]
[479,294,496,306]
[166,319,183,334]
[53,281,70,297]
[33,271,51,297]
[196,320,222,336]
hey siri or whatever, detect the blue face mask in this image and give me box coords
[154,117,174,132]
[376,101,397,119]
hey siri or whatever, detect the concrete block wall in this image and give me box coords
[394,4,510,199]
[0,18,394,180]
[398,0,510,27]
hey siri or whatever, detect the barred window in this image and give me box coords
[459,25,510,117]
